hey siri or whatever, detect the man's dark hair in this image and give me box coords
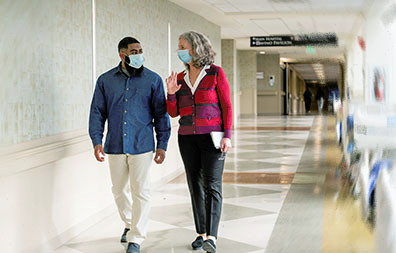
[118,37,140,52]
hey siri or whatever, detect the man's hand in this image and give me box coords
[154,148,166,164]
[94,144,105,162]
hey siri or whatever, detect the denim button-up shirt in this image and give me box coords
[89,63,171,154]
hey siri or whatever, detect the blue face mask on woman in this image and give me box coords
[178,49,192,64]
[127,54,145,69]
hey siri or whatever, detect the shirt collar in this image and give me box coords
[115,62,145,77]
[184,65,211,95]
[204,64,211,71]
[116,62,123,74]
[184,64,211,75]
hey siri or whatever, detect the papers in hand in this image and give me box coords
[210,131,224,149]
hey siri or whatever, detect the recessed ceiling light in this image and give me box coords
[259,51,266,54]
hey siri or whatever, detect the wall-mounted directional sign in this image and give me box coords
[250,33,338,47]
[250,36,294,47]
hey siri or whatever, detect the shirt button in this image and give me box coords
[126,88,129,91]
[193,122,195,125]
[193,131,196,134]
[124,110,127,113]
[125,99,128,101]
[124,122,127,125]
[192,105,195,107]
[124,133,127,136]
[192,113,195,116]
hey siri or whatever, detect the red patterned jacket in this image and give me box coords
[167,64,233,139]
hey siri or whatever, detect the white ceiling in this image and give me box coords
[170,0,372,62]
[205,0,369,13]
[292,63,340,82]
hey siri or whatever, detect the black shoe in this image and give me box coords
[191,236,204,250]
[120,228,130,243]
[202,239,216,253]
[126,242,140,253]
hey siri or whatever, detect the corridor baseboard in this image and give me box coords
[48,205,116,251]
[0,128,91,178]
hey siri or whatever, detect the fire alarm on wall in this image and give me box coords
[269,75,275,86]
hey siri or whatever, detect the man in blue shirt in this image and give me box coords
[89,37,171,253]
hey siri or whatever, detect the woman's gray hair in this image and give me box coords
[179,31,216,69]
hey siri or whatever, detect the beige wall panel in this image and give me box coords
[258,94,279,115]
[240,88,257,116]
[237,50,257,116]
[0,0,92,145]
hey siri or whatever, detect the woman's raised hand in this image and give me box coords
[166,71,181,95]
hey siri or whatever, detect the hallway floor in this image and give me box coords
[55,116,373,253]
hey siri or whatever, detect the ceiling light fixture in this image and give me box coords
[311,63,326,82]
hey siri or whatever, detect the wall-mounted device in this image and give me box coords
[269,75,275,86]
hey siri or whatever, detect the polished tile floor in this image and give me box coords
[55,116,373,253]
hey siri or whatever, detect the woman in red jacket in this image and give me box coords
[166,31,232,253]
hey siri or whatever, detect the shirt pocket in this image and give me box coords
[131,86,151,108]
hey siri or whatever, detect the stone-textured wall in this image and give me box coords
[0,0,221,146]
[237,50,257,89]
[221,39,235,90]
[0,0,92,145]
[237,50,257,116]
[95,0,221,81]
[257,54,280,91]
[0,1,221,251]
[221,39,239,121]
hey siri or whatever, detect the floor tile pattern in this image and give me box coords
[54,116,319,253]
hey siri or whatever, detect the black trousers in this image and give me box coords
[178,134,225,238]
[305,99,311,112]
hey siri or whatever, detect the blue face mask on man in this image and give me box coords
[178,49,192,64]
[127,54,145,69]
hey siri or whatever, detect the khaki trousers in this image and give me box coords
[108,152,153,244]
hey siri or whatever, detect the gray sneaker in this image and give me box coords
[126,242,140,253]
[202,239,216,253]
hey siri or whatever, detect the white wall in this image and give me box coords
[346,0,396,104]
[345,32,364,101]
[0,0,222,252]
[363,0,396,104]
[0,143,113,252]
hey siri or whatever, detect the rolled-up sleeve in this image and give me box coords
[152,77,171,151]
[89,77,107,147]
